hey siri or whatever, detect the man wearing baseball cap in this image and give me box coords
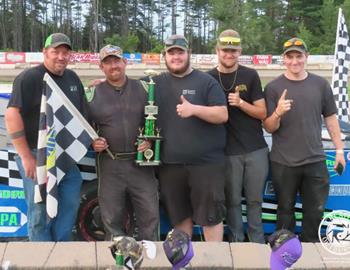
[5,33,87,241]
[264,37,345,241]
[208,29,268,243]
[86,44,159,240]
[143,35,228,241]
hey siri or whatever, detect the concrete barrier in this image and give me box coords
[1,241,350,269]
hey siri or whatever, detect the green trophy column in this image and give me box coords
[154,139,161,161]
[148,81,155,102]
[136,139,143,162]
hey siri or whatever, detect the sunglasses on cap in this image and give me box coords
[218,36,241,46]
[165,38,188,48]
[283,39,307,50]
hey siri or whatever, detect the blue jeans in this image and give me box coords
[15,153,83,241]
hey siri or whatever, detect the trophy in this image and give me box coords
[136,70,162,166]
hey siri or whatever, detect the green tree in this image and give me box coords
[104,34,139,53]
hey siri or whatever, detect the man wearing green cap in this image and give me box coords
[5,33,86,241]
[264,37,346,242]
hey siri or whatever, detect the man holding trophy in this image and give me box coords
[86,45,159,241]
[147,35,228,241]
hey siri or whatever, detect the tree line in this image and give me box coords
[1,0,350,55]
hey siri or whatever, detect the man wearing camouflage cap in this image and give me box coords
[5,33,86,241]
[86,44,159,241]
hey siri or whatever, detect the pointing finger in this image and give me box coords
[280,89,288,100]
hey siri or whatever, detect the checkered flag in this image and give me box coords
[332,8,350,122]
[34,73,98,218]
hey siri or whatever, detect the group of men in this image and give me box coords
[5,29,346,243]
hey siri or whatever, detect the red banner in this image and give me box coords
[69,53,99,63]
[142,54,160,65]
[253,55,272,65]
[5,52,26,64]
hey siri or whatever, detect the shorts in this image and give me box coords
[158,162,226,226]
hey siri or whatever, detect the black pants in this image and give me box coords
[271,160,329,242]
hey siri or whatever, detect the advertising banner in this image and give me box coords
[253,55,272,65]
[142,54,161,65]
[197,54,217,65]
[123,53,142,64]
[272,55,283,65]
[5,52,26,64]
[0,52,5,63]
[25,52,43,63]
[238,55,253,65]
[70,53,99,63]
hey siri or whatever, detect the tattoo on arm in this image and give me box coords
[10,130,25,140]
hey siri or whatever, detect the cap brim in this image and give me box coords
[47,42,72,50]
[100,54,123,61]
[283,46,306,55]
[270,252,288,270]
[217,44,241,50]
[172,241,194,270]
[165,45,187,52]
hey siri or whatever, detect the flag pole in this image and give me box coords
[331,8,342,90]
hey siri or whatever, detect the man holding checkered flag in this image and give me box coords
[5,33,88,241]
[35,73,96,220]
[332,8,350,122]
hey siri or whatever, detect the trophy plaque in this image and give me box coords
[136,74,162,166]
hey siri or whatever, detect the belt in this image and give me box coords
[110,151,136,160]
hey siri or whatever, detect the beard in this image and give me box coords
[165,56,191,75]
[220,59,237,70]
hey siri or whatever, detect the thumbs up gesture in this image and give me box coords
[176,95,194,118]
[276,89,293,116]
[228,91,242,107]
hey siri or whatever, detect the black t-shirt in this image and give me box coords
[208,65,267,155]
[8,64,85,149]
[86,78,147,153]
[151,69,226,164]
[265,73,337,166]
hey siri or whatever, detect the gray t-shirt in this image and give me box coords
[264,73,337,166]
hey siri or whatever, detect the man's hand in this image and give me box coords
[137,140,151,152]
[92,137,109,152]
[334,151,346,173]
[275,89,293,116]
[176,95,194,118]
[88,78,105,88]
[228,91,242,107]
[21,154,37,180]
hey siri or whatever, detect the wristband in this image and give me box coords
[10,130,25,140]
[336,149,344,154]
[274,110,281,118]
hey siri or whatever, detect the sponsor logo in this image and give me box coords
[318,210,350,255]
[182,89,196,95]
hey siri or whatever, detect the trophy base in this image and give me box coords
[135,160,161,166]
